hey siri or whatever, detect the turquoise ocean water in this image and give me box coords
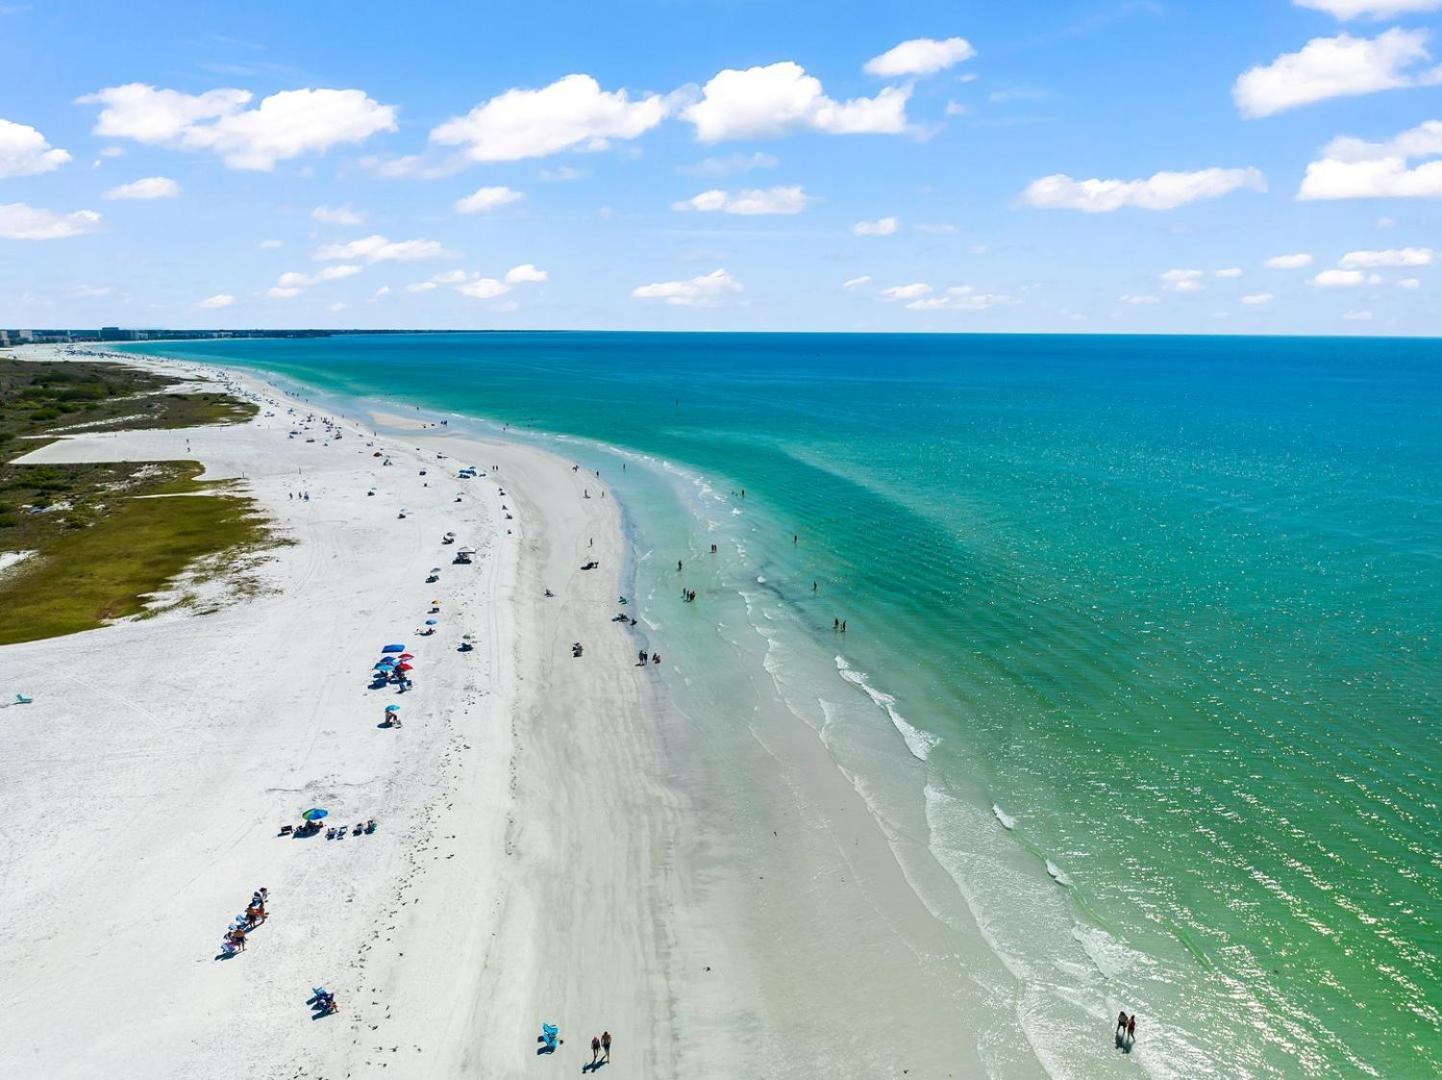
[123,333,1441,1077]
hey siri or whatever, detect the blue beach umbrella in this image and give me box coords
[302,808,328,821]
[425,618,438,625]
[381,643,405,653]
[385,704,400,713]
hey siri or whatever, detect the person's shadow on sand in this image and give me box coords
[1116,1033,1133,1054]
[582,1062,607,1073]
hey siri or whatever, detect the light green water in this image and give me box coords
[123,332,1442,1077]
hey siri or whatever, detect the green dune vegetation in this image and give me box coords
[0,355,271,645]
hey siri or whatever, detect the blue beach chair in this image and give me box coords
[539,1022,559,1053]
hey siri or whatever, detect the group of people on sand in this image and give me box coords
[586,1031,612,1069]
[220,888,268,957]
[1116,1010,1138,1049]
[637,649,661,666]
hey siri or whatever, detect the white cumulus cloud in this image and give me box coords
[842,275,872,289]
[853,216,899,236]
[314,235,451,263]
[1312,268,1376,286]
[1121,293,1160,304]
[681,61,910,142]
[1399,277,1422,287]
[1295,0,1442,18]
[864,37,977,78]
[78,83,397,171]
[672,185,810,214]
[0,118,71,177]
[0,202,101,239]
[1339,246,1433,266]
[881,282,933,301]
[1161,268,1205,292]
[1233,30,1440,119]
[1266,252,1315,268]
[269,264,363,297]
[1021,167,1265,211]
[1242,292,1275,304]
[504,263,548,284]
[454,185,526,214]
[456,278,510,299]
[1215,267,1244,278]
[431,74,668,162]
[198,293,234,309]
[631,268,743,306]
[103,176,179,200]
[312,204,364,225]
[1298,120,1442,198]
[904,284,1014,311]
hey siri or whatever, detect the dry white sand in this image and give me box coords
[0,349,701,1079]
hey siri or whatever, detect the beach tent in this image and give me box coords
[381,643,405,653]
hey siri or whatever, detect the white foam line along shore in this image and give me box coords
[0,345,703,1079]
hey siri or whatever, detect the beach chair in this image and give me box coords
[279,824,294,836]
[540,1023,559,1052]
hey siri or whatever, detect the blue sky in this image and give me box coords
[2,0,1440,334]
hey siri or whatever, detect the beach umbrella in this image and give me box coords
[398,653,414,660]
[430,567,442,574]
[462,633,474,641]
[302,808,328,821]
[425,618,438,625]
[373,661,393,670]
[382,643,405,653]
[396,662,413,672]
[385,705,400,713]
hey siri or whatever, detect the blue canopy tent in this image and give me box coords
[381,643,405,653]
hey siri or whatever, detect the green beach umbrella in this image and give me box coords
[302,808,328,821]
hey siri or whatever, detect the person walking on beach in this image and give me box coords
[590,1035,601,1065]
[601,1031,611,1061]
[1127,1014,1136,1045]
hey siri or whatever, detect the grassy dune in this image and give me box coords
[0,354,271,644]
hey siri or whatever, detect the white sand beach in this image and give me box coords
[0,349,709,1079]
